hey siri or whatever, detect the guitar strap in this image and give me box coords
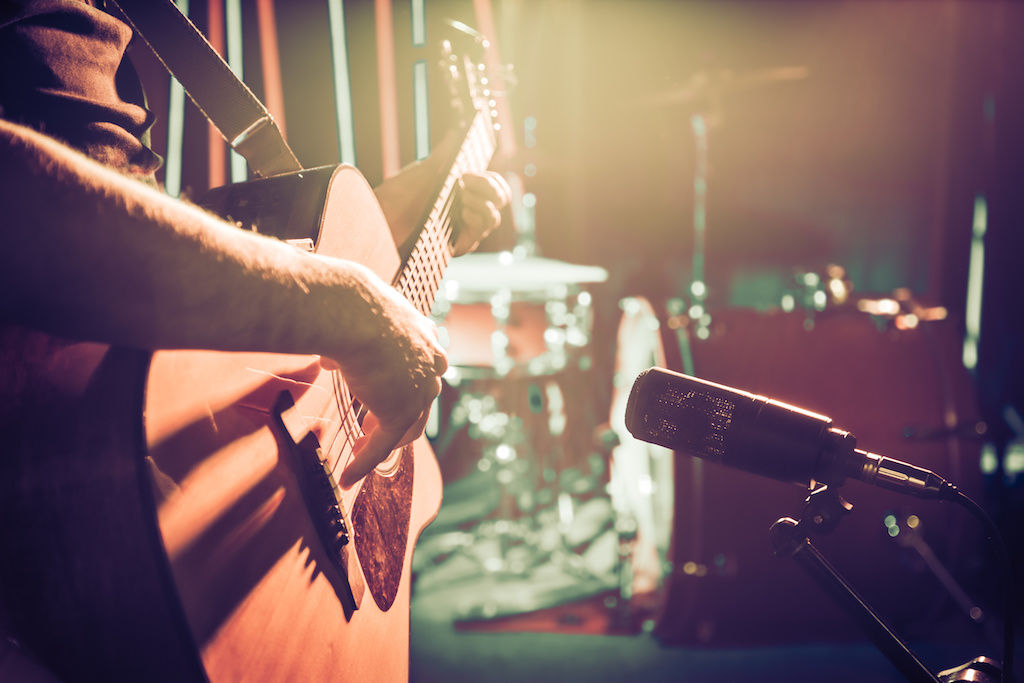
[109,0,303,178]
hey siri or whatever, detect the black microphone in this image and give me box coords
[624,367,959,500]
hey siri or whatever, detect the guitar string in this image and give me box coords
[323,213,457,479]
[322,183,461,478]
[314,110,497,483]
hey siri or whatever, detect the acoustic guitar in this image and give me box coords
[0,38,499,681]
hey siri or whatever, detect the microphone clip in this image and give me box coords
[800,485,854,537]
[770,485,852,560]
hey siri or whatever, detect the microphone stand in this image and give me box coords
[769,486,1000,683]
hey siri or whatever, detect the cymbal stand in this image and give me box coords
[769,486,1000,683]
[688,112,711,341]
[454,384,539,575]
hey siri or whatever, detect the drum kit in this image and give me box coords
[413,65,991,661]
[413,251,681,624]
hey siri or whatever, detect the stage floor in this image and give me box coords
[409,611,965,683]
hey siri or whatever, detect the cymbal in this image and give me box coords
[442,252,608,298]
[633,66,809,108]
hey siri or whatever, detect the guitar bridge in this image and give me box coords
[307,444,351,553]
[270,391,362,614]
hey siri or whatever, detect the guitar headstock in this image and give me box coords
[440,21,505,142]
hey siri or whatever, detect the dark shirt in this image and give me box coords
[0,0,160,175]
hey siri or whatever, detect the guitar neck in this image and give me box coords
[393,109,496,316]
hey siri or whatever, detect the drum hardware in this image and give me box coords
[779,265,853,327]
[438,390,615,578]
[604,506,641,633]
[672,69,810,342]
[412,431,624,622]
[604,298,676,621]
[426,383,544,576]
[414,293,682,626]
[433,252,607,380]
[636,66,810,341]
[771,486,1001,683]
[412,254,628,619]
[886,512,1004,649]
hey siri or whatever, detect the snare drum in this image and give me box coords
[435,253,607,377]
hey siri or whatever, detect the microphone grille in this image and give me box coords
[626,368,737,460]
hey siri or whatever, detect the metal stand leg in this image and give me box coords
[770,486,1002,683]
[770,515,940,683]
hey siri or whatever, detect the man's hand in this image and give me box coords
[318,270,448,488]
[374,131,512,254]
[451,170,512,255]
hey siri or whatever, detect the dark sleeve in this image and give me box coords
[0,0,161,175]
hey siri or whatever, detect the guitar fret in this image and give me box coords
[393,106,495,320]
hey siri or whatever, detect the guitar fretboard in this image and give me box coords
[392,109,496,316]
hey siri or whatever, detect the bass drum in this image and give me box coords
[607,298,675,602]
[654,306,985,645]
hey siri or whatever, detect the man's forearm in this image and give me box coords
[0,118,384,359]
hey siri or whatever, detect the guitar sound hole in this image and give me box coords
[375,448,404,477]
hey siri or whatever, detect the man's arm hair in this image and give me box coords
[0,118,384,359]
[0,118,449,476]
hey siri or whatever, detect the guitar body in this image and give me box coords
[1,34,499,678]
[149,165,442,681]
[0,166,442,681]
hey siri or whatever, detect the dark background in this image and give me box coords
[134,0,1023,423]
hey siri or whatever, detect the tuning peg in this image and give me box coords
[445,18,485,43]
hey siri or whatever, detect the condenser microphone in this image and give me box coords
[624,367,959,500]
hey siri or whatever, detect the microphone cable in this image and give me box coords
[952,489,1014,683]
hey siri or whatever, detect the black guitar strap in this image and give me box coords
[110,0,303,178]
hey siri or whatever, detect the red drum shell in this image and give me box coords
[436,254,606,378]
[441,300,554,371]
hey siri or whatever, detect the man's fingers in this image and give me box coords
[434,350,448,375]
[340,376,440,488]
[398,405,432,447]
[341,425,401,488]
[487,171,512,208]
[460,202,502,231]
[461,171,511,207]
[453,203,500,255]
[340,409,430,488]
[361,411,380,435]
[317,355,342,371]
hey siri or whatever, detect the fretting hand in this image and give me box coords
[373,131,512,254]
[451,170,511,255]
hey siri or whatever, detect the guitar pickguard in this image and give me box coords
[350,448,414,611]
